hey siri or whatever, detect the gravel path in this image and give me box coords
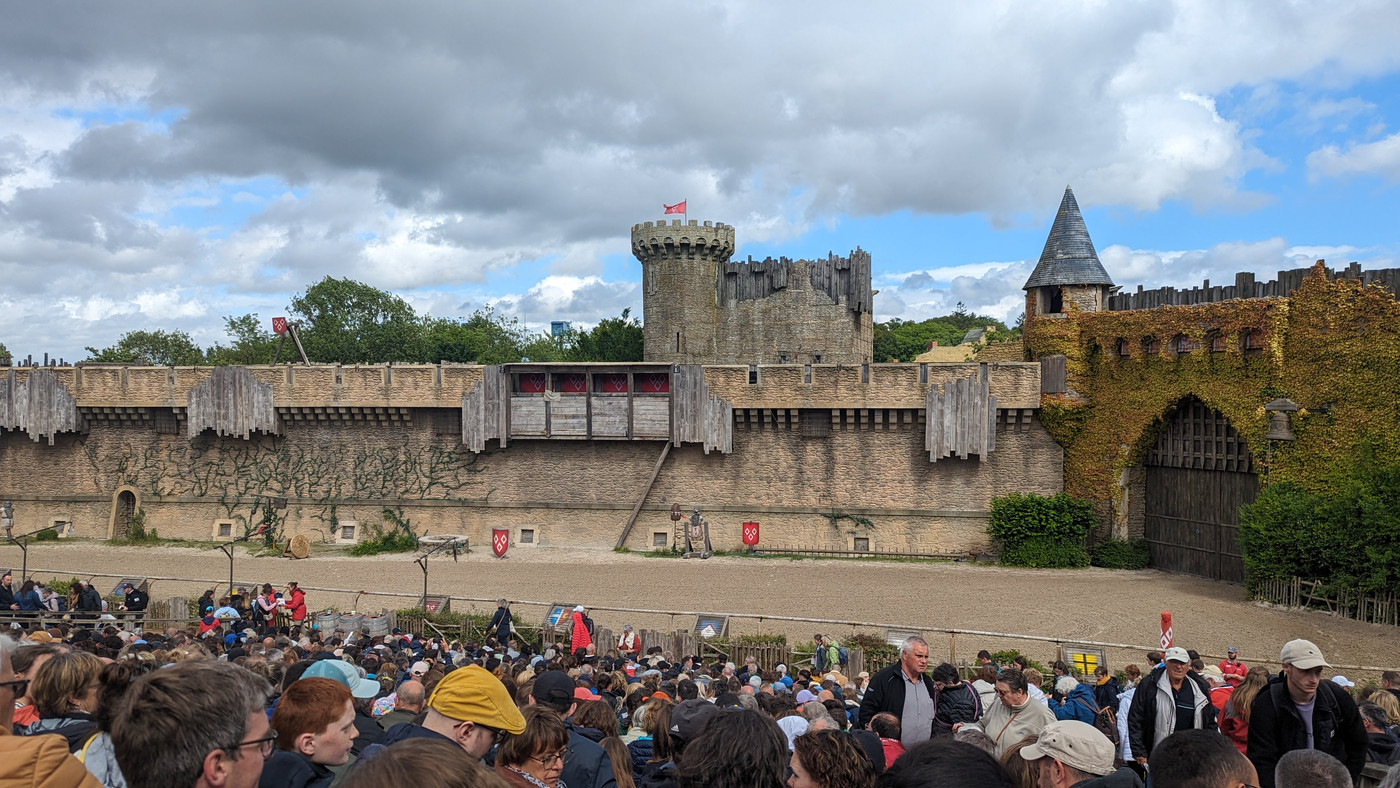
[14,541,1397,678]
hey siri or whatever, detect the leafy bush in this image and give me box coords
[1091,537,1151,569]
[111,509,161,545]
[999,536,1090,568]
[989,492,1094,568]
[990,650,1048,676]
[349,509,421,557]
[1240,465,1400,594]
[35,527,60,542]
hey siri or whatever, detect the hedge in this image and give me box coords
[988,492,1094,568]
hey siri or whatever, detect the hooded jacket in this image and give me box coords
[1246,674,1366,788]
[932,681,982,734]
[1050,683,1100,725]
[22,713,99,753]
[967,694,1058,757]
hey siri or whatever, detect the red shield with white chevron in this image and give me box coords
[742,521,760,546]
[492,529,509,558]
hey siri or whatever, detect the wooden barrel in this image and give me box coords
[363,615,389,637]
[337,614,364,633]
[314,613,340,633]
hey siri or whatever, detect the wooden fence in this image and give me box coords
[1253,577,1400,627]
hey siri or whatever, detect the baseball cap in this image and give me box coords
[573,605,585,612]
[428,664,526,734]
[1280,639,1330,670]
[1226,646,1238,654]
[1200,665,1225,682]
[1020,720,1115,776]
[1331,675,1355,688]
[302,659,380,699]
[410,661,430,676]
[532,671,576,706]
[1163,647,1190,664]
[714,693,743,709]
[669,699,718,740]
[573,687,596,702]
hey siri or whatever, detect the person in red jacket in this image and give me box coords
[286,581,307,631]
[1218,647,1247,685]
[569,605,592,656]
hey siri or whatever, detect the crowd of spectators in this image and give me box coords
[3,589,1400,788]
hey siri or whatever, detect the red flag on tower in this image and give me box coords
[663,200,687,215]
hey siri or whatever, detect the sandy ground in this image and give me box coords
[11,540,1398,677]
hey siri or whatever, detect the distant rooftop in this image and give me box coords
[1023,187,1115,290]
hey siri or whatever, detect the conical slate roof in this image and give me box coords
[1023,187,1115,290]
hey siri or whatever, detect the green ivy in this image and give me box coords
[988,492,1094,568]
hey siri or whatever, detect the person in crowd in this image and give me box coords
[656,698,718,782]
[1147,729,1259,788]
[495,705,570,788]
[953,668,1056,758]
[1246,639,1366,788]
[867,712,905,768]
[16,579,44,611]
[999,736,1040,788]
[377,664,526,760]
[788,729,876,788]
[673,709,788,788]
[1219,665,1270,755]
[971,664,998,716]
[10,641,62,727]
[857,636,935,750]
[75,581,104,618]
[1381,671,1400,706]
[930,662,982,736]
[213,597,242,620]
[112,658,274,788]
[0,634,101,788]
[488,599,513,649]
[377,679,425,730]
[284,583,307,632]
[0,571,16,610]
[617,625,641,661]
[1023,668,1050,707]
[197,588,216,616]
[977,650,998,670]
[21,649,104,750]
[599,737,637,788]
[1120,664,1141,690]
[1372,690,1400,736]
[1018,720,1140,788]
[1126,646,1216,765]
[262,677,356,788]
[631,697,674,780]
[1359,702,1400,766]
[254,585,278,633]
[1091,666,1121,712]
[119,582,147,620]
[1272,749,1352,788]
[526,670,617,788]
[347,683,385,757]
[341,738,510,788]
[1201,666,1233,715]
[877,738,1015,788]
[570,606,594,657]
[1047,675,1098,725]
[1219,647,1247,685]
[78,658,159,788]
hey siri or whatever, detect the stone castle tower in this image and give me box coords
[631,219,874,365]
[1023,187,1115,317]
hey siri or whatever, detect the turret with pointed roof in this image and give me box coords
[1024,187,1114,316]
[1024,187,1114,290]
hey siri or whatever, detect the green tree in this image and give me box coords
[565,309,644,362]
[0,342,10,366]
[206,314,280,365]
[872,312,1010,362]
[424,308,529,364]
[85,329,207,366]
[288,277,427,363]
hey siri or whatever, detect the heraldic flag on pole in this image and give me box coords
[1160,611,1174,649]
[664,200,687,216]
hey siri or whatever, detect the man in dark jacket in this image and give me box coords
[75,580,104,620]
[1127,647,1216,764]
[1360,702,1400,766]
[0,572,15,610]
[528,670,618,788]
[930,662,981,736]
[1246,639,1367,788]
[857,635,936,750]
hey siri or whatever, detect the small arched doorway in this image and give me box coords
[109,488,138,539]
[1140,397,1258,583]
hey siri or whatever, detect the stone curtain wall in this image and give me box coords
[0,403,1061,555]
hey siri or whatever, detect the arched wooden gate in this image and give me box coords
[1142,398,1258,583]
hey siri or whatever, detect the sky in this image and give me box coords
[2,1,1399,362]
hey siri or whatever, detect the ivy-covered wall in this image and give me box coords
[1024,263,1400,534]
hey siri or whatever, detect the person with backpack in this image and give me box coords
[930,662,982,736]
[1048,675,1098,725]
[813,634,840,674]
[488,598,513,648]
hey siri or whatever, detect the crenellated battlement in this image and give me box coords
[630,219,736,264]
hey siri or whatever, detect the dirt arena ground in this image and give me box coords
[14,540,1397,678]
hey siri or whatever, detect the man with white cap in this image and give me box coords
[1126,646,1215,765]
[1246,638,1366,788]
[1020,720,1142,787]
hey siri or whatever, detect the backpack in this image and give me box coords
[1088,696,1120,745]
[837,647,849,667]
[583,615,595,636]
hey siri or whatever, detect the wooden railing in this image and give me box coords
[1253,577,1400,627]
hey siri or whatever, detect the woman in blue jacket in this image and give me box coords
[1048,675,1100,724]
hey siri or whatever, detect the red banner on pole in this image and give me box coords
[742,521,760,546]
[492,528,510,558]
[663,200,687,215]
[1160,611,1173,649]
[272,317,289,334]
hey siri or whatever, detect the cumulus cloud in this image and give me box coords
[1308,132,1400,181]
[1,1,1398,357]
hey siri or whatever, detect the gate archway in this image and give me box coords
[1141,398,1258,583]
[108,488,139,539]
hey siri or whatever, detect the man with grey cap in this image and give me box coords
[1021,720,1142,787]
[1246,639,1366,788]
[1126,646,1215,764]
